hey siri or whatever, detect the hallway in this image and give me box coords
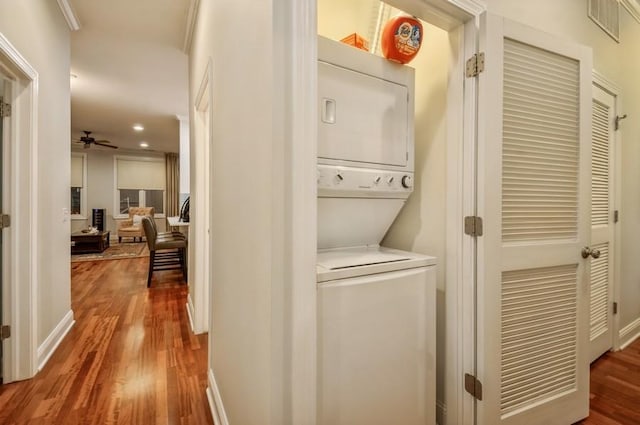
[0,258,212,424]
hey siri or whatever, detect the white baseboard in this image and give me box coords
[206,368,229,425]
[436,399,447,425]
[619,317,640,350]
[37,309,75,371]
[186,294,196,333]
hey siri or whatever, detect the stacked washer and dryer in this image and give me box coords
[316,36,436,425]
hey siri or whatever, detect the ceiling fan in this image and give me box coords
[73,131,118,149]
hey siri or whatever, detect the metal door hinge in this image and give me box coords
[464,216,483,237]
[614,210,619,223]
[613,302,618,315]
[0,97,10,118]
[464,373,483,400]
[466,52,485,77]
[0,325,10,340]
[0,214,9,230]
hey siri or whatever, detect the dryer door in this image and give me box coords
[318,61,409,167]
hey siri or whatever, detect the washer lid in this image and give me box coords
[317,246,436,282]
[317,249,410,270]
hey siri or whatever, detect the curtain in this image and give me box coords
[165,153,180,217]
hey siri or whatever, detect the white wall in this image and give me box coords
[318,0,377,41]
[382,20,450,412]
[0,0,71,364]
[70,148,167,236]
[190,1,283,423]
[617,10,640,338]
[485,0,640,347]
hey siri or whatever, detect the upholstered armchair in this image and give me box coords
[117,206,155,243]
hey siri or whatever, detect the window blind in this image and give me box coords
[71,155,84,187]
[116,158,165,190]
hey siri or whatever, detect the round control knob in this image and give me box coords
[387,176,395,184]
[335,172,344,181]
[401,175,413,189]
[374,176,381,184]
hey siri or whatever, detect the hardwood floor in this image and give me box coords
[579,338,640,425]
[0,258,213,425]
[4,255,640,425]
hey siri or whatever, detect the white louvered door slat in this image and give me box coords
[589,83,616,362]
[477,13,591,425]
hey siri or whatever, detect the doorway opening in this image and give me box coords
[0,32,39,383]
[589,72,621,362]
[316,1,476,423]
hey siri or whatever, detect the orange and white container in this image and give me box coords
[381,16,423,64]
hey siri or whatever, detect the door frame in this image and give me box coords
[188,59,213,335]
[0,32,39,382]
[291,1,484,423]
[592,70,622,352]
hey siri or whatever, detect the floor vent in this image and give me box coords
[589,0,620,42]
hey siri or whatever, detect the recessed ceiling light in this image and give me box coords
[133,124,144,131]
[139,142,149,148]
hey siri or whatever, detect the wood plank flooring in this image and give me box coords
[3,255,640,424]
[0,257,213,425]
[579,338,640,425]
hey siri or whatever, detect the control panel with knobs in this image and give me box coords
[317,165,414,198]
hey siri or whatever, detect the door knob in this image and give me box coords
[581,247,601,259]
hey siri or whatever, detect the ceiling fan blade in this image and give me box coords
[94,139,111,144]
[94,141,118,149]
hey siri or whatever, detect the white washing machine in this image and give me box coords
[316,37,436,425]
[317,246,436,425]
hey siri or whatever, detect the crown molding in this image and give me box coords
[182,0,200,53]
[621,0,640,23]
[448,0,486,16]
[56,0,81,31]
[593,69,621,95]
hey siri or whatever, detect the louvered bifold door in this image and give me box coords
[589,84,616,362]
[476,13,592,425]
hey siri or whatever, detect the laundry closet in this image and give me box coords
[317,1,450,424]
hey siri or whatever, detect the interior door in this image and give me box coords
[589,82,616,362]
[476,13,592,425]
